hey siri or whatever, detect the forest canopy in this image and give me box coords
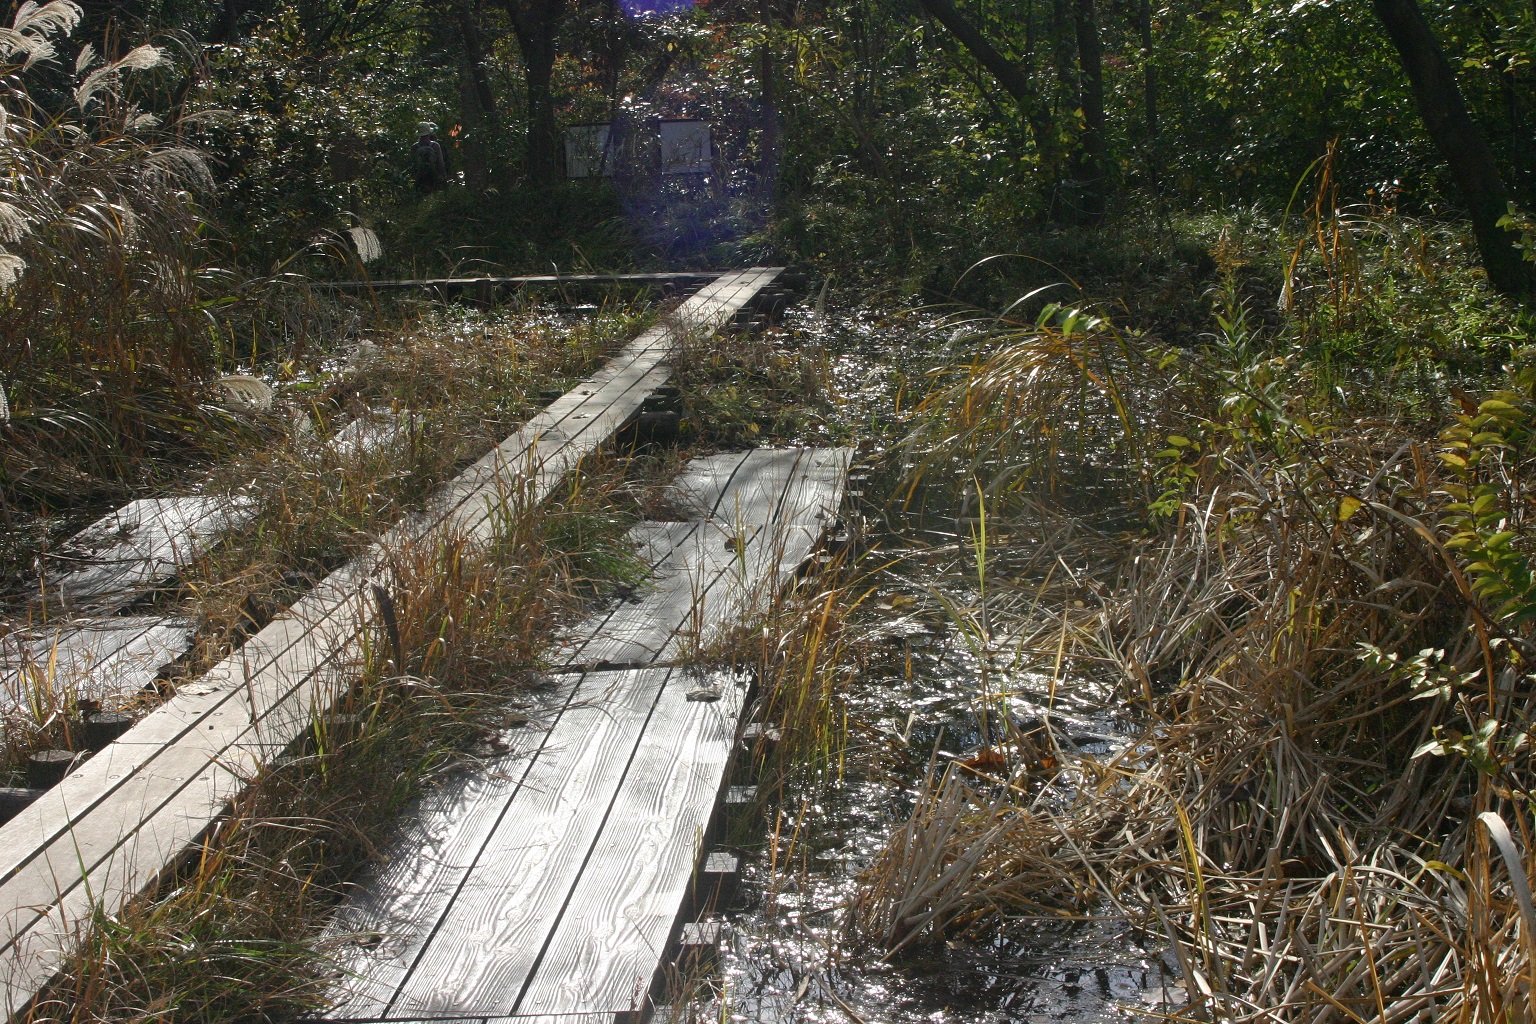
[33,0,1530,296]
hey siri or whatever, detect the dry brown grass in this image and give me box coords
[33,452,642,1023]
[846,286,1536,1023]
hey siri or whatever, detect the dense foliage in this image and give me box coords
[2,0,1536,1020]
[24,0,1523,291]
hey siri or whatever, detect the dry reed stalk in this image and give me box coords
[847,282,1536,1022]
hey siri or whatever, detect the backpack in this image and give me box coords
[411,139,439,179]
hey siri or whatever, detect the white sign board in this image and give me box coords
[565,120,711,178]
[659,120,711,174]
[565,124,614,178]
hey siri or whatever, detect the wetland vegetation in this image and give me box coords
[0,0,1534,1020]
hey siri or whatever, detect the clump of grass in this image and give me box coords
[670,322,840,448]
[0,305,645,782]
[842,210,1536,1020]
[35,458,641,1023]
[0,5,243,517]
[184,306,644,677]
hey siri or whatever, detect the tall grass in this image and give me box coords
[846,206,1536,1021]
[35,458,641,1023]
[0,305,645,783]
[0,3,246,514]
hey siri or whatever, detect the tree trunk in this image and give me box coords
[1046,0,1075,219]
[1137,0,1156,140]
[1073,0,1106,223]
[1372,0,1532,296]
[911,0,1054,170]
[453,0,497,192]
[506,0,566,187]
[456,0,500,119]
[760,0,779,195]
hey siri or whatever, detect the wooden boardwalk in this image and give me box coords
[39,495,257,616]
[0,496,256,713]
[561,448,850,669]
[0,617,193,708]
[320,272,722,293]
[0,268,784,1019]
[2,408,410,711]
[326,447,850,1023]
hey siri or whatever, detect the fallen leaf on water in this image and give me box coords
[957,746,1009,776]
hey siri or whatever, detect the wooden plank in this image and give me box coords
[325,446,848,1021]
[667,448,850,526]
[513,669,748,1016]
[325,675,585,1019]
[376,669,675,1020]
[0,269,783,1020]
[0,617,193,708]
[354,1016,613,1024]
[558,448,851,669]
[319,272,723,291]
[0,270,774,976]
[40,495,257,614]
[556,523,823,670]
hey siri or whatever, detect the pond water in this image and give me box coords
[676,303,1184,1024]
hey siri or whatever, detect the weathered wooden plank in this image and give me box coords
[325,676,585,1019]
[320,272,723,291]
[377,669,674,1020]
[513,670,748,1016]
[0,269,783,1020]
[325,445,848,1022]
[41,495,257,614]
[355,1016,614,1024]
[0,617,193,708]
[667,448,850,526]
[557,448,851,669]
[556,523,823,669]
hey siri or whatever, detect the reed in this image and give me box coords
[34,449,642,1023]
[846,222,1536,1022]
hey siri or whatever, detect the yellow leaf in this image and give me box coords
[1338,496,1363,522]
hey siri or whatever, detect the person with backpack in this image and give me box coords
[411,122,448,193]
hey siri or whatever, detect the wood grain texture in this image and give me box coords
[326,445,849,1022]
[558,523,822,669]
[0,616,192,707]
[381,669,674,1019]
[558,447,852,670]
[513,670,748,1016]
[41,495,257,614]
[325,672,588,1019]
[0,269,783,1020]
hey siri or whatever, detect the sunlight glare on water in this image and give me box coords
[669,303,1181,1024]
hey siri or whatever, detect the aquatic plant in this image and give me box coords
[847,214,1536,1021]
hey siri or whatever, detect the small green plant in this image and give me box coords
[1357,642,1479,702]
[1498,203,1536,265]
[1437,381,1536,624]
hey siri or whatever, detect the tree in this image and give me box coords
[909,0,1051,156]
[1372,0,1533,296]
[504,0,567,185]
[1072,0,1105,223]
[451,0,499,191]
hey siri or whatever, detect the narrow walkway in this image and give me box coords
[0,268,784,1019]
[326,448,850,1023]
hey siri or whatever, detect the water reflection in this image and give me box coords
[679,302,1173,1024]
